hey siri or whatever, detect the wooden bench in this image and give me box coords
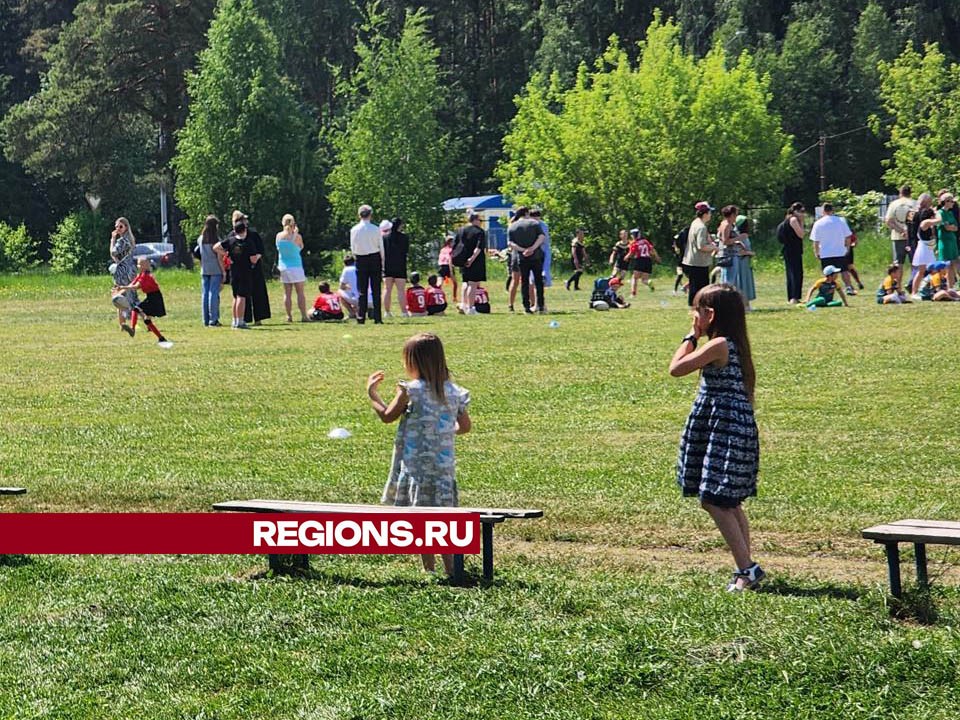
[0,488,26,496]
[213,499,543,584]
[862,519,960,598]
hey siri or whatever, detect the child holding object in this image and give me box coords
[670,284,762,592]
[368,333,472,577]
[114,257,172,347]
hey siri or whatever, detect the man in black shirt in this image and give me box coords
[507,206,546,313]
[457,212,487,313]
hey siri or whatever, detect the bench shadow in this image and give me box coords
[890,587,940,625]
[0,554,34,568]
[756,577,862,601]
[238,563,538,591]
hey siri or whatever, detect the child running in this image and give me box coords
[627,228,660,296]
[114,258,172,347]
[876,263,911,305]
[369,333,472,577]
[804,265,849,308]
[670,283,761,592]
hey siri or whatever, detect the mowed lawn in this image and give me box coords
[2,261,960,719]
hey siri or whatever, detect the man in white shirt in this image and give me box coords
[810,203,855,294]
[349,204,384,324]
[885,185,915,265]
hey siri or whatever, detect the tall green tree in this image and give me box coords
[327,8,451,252]
[173,0,311,242]
[875,42,960,191]
[2,0,215,256]
[497,14,793,246]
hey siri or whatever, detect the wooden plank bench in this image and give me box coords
[0,488,27,496]
[862,519,960,598]
[213,499,543,584]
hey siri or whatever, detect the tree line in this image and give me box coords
[1,0,960,270]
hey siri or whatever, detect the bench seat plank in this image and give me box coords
[862,524,960,545]
[214,499,501,519]
[0,488,27,495]
[888,519,960,531]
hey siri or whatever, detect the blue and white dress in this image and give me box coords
[111,233,138,311]
[676,339,758,507]
[382,379,470,508]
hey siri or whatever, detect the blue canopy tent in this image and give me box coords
[443,194,514,250]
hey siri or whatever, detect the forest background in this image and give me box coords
[0,0,957,272]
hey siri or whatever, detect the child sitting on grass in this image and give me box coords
[804,265,849,308]
[405,272,428,317]
[917,261,960,301]
[369,333,472,577]
[473,285,491,314]
[876,263,911,305]
[310,281,345,321]
[114,258,171,347]
[426,275,447,315]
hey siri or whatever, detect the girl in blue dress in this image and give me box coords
[669,283,762,592]
[368,333,472,576]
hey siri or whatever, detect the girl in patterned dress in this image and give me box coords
[109,217,138,333]
[669,284,762,592]
[367,333,472,576]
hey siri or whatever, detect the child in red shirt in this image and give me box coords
[626,228,660,296]
[114,258,170,346]
[310,281,345,321]
[405,272,428,317]
[426,275,447,315]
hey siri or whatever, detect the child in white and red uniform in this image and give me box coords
[311,281,345,321]
[114,257,170,345]
[405,272,428,317]
[627,228,660,296]
[473,285,491,313]
[426,275,447,315]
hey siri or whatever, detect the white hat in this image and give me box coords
[379,219,393,232]
[823,265,841,276]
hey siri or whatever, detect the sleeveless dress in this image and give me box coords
[111,233,138,310]
[676,340,758,507]
[734,236,756,302]
[381,379,470,508]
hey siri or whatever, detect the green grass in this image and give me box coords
[1,259,960,718]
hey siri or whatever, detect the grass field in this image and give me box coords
[2,251,960,719]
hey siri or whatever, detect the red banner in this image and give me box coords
[0,513,481,554]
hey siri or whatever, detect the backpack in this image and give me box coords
[776,219,790,244]
[451,228,470,267]
[590,277,610,304]
[674,226,690,255]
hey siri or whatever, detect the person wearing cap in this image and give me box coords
[936,192,960,287]
[507,206,547,313]
[804,265,849,308]
[885,185,915,265]
[682,202,718,306]
[383,217,410,318]
[350,204,384,324]
[603,276,630,308]
[456,211,487,314]
[809,203,856,295]
[916,260,960,301]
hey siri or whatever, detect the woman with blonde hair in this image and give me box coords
[110,217,138,334]
[276,213,309,322]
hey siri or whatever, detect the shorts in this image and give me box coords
[427,303,446,315]
[820,256,848,272]
[846,247,855,264]
[231,272,252,298]
[280,267,306,284]
[912,241,937,267]
[630,257,653,274]
[138,291,166,318]
[438,264,451,278]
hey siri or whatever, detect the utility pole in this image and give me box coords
[819,132,826,192]
[159,125,171,246]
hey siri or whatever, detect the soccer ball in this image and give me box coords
[111,292,131,310]
[591,300,610,311]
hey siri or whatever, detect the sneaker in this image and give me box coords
[208,321,222,327]
[912,293,923,302]
[524,308,534,314]
[727,563,766,592]
[234,322,250,330]
[122,324,135,337]
[384,311,393,318]
[858,282,865,290]
[648,282,655,292]
[508,305,515,313]
[845,287,857,296]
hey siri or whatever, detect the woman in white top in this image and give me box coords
[276,213,309,322]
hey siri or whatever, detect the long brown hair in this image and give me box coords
[403,333,450,400]
[201,215,219,245]
[693,284,755,404]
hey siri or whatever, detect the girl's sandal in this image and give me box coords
[726,563,765,592]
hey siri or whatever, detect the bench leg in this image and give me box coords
[482,521,495,582]
[884,542,902,598]
[268,554,281,572]
[452,554,465,585]
[298,554,310,571]
[914,543,928,590]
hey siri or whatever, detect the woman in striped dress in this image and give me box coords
[669,283,762,592]
[110,217,138,334]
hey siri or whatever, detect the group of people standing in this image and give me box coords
[679,202,757,310]
[884,185,960,295]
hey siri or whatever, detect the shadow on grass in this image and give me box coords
[0,554,34,568]
[889,587,940,625]
[757,576,862,601]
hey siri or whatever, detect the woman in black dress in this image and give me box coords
[382,217,410,317]
[233,210,271,325]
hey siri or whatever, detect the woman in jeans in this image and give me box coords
[198,215,226,326]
